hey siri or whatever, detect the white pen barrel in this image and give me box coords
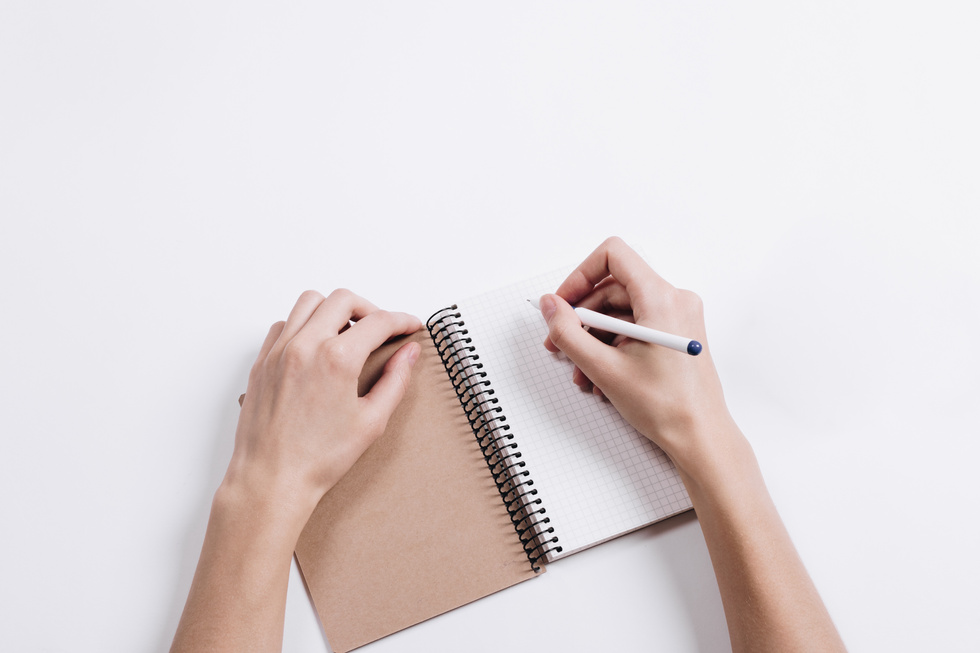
[574,307,692,354]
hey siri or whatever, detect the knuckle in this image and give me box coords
[659,286,682,307]
[321,338,347,360]
[371,310,395,328]
[677,289,704,315]
[689,290,705,310]
[298,289,324,304]
[603,235,625,249]
[328,287,355,303]
[321,339,357,374]
[281,341,311,371]
[358,309,383,325]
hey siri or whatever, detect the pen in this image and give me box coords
[527,297,703,356]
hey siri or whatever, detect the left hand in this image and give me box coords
[225,288,423,518]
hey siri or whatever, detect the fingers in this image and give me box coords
[539,294,618,389]
[545,326,625,353]
[573,367,606,399]
[277,289,421,380]
[256,321,285,364]
[571,329,625,395]
[278,290,328,343]
[555,236,670,307]
[543,278,632,352]
[336,310,423,363]
[572,365,591,389]
[297,288,382,341]
[574,277,633,314]
[360,340,422,424]
[243,321,287,406]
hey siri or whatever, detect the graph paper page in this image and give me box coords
[455,270,692,561]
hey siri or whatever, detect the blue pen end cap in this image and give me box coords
[687,341,703,356]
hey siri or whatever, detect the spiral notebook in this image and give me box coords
[292,270,692,652]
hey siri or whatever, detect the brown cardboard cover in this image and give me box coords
[293,331,538,652]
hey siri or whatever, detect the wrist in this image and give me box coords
[665,418,759,493]
[214,457,320,543]
[671,424,769,515]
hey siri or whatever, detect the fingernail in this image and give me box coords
[539,294,557,322]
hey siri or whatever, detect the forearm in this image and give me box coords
[171,475,312,653]
[539,239,845,650]
[677,429,846,653]
[171,291,421,652]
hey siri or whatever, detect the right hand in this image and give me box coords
[539,237,740,477]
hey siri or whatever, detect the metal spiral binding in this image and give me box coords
[427,305,562,571]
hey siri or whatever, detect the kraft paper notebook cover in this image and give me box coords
[282,270,693,652]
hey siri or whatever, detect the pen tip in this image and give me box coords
[687,341,703,356]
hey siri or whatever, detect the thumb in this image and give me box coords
[361,340,421,433]
[539,294,616,388]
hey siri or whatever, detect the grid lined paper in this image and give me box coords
[456,270,692,562]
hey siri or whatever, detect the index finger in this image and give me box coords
[336,310,423,365]
[555,237,670,306]
[305,288,383,337]
[277,288,381,348]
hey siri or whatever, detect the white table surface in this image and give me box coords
[2,2,978,651]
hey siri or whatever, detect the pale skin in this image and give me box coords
[171,238,845,653]
[539,238,846,653]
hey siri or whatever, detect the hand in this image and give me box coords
[539,237,737,477]
[540,239,846,653]
[226,289,423,518]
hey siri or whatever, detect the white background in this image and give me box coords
[2,2,978,651]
